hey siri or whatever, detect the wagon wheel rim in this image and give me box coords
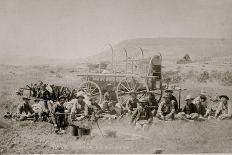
[116,77,148,107]
[78,81,102,105]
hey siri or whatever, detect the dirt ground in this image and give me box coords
[0,64,232,154]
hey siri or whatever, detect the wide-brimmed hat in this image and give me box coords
[22,96,31,100]
[165,87,173,93]
[59,95,66,100]
[89,97,97,102]
[139,98,147,103]
[34,98,41,102]
[219,95,229,100]
[185,95,194,101]
[200,90,207,96]
[163,94,169,98]
[76,94,85,99]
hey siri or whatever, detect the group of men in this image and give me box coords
[13,83,231,133]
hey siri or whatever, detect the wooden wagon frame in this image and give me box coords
[76,45,163,106]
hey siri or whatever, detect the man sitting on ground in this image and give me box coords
[177,95,199,120]
[15,96,36,121]
[51,96,68,133]
[126,91,139,115]
[131,98,153,130]
[146,92,159,117]
[156,94,175,121]
[193,90,212,119]
[86,97,103,120]
[71,94,88,120]
[165,87,179,113]
[215,95,231,120]
[102,84,118,114]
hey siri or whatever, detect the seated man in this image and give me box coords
[215,95,231,120]
[126,91,139,115]
[131,98,153,130]
[156,94,175,120]
[51,96,68,133]
[35,91,54,122]
[86,97,103,120]
[71,94,88,120]
[193,90,211,119]
[146,92,159,117]
[165,87,179,113]
[177,95,198,120]
[102,84,118,114]
[15,96,36,121]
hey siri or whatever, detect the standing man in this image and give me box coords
[215,95,231,120]
[156,94,175,121]
[177,95,199,120]
[16,96,35,121]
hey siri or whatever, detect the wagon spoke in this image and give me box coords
[120,83,130,92]
[90,87,97,94]
[121,96,130,105]
[125,80,132,91]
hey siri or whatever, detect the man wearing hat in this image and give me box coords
[193,90,211,118]
[51,95,68,133]
[146,92,159,117]
[16,96,35,121]
[177,95,199,120]
[126,91,139,115]
[165,87,179,113]
[86,97,102,116]
[156,94,175,120]
[102,83,118,113]
[131,98,153,129]
[215,95,231,120]
[71,93,88,120]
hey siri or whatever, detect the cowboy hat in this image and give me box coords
[185,95,194,101]
[76,94,85,99]
[139,98,147,103]
[22,96,31,100]
[219,95,229,100]
[200,90,207,96]
[89,97,97,102]
[34,98,41,102]
[165,87,173,93]
[163,94,169,98]
[59,95,66,100]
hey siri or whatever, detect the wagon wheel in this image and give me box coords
[78,81,102,105]
[116,77,149,107]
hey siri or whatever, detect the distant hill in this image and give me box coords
[1,38,231,65]
[84,38,232,64]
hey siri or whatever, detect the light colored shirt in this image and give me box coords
[157,100,175,116]
[215,101,232,117]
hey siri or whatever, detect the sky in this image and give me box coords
[0,0,232,59]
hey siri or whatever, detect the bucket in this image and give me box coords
[71,125,79,136]
[78,127,91,137]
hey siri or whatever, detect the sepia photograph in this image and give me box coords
[0,0,232,154]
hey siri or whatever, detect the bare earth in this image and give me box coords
[0,64,232,154]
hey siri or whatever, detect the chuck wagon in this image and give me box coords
[77,47,163,106]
